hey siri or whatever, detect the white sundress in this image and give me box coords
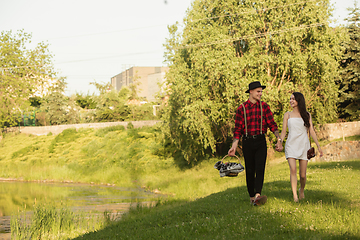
[285,118,311,160]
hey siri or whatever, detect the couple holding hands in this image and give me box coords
[228,81,323,205]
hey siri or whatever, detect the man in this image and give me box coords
[228,81,281,206]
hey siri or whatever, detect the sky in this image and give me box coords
[0,0,356,96]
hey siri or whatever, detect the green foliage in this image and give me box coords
[95,88,131,122]
[41,78,81,125]
[0,30,56,127]
[28,96,42,108]
[163,0,346,163]
[128,103,159,121]
[90,76,159,122]
[34,111,47,126]
[90,81,111,95]
[339,3,360,121]
[75,93,97,109]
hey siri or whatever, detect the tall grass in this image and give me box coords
[11,203,116,240]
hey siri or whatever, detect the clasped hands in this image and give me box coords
[275,141,283,152]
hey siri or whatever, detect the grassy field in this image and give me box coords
[1,126,359,239]
[73,159,360,240]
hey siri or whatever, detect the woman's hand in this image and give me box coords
[318,148,324,157]
[275,142,283,152]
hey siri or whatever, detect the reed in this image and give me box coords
[11,203,116,240]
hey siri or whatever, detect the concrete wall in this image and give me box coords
[3,120,360,162]
[312,141,360,162]
[317,121,360,141]
[10,120,161,136]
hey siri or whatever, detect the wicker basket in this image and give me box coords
[214,155,244,177]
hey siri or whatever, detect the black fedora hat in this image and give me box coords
[245,81,266,93]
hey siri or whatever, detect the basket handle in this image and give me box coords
[221,155,241,163]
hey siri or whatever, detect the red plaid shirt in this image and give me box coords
[233,99,278,139]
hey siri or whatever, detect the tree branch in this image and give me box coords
[278,64,288,90]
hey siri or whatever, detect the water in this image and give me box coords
[0,181,162,239]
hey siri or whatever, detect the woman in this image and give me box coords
[276,92,323,202]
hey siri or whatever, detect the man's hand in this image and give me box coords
[228,138,239,156]
[228,147,236,156]
[275,142,283,152]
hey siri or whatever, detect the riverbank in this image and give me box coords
[0,125,246,200]
[1,125,360,239]
[0,125,359,198]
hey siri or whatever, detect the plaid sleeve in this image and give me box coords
[233,105,244,139]
[263,102,278,133]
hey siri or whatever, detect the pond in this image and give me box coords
[0,180,163,239]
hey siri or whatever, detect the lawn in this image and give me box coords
[74,159,360,240]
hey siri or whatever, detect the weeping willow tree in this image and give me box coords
[163,0,346,163]
[339,3,360,121]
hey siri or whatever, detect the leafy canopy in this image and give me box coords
[163,0,346,162]
[339,2,360,121]
[0,30,56,127]
[40,78,81,125]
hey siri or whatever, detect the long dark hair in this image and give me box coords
[293,92,310,129]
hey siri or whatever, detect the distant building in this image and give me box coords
[111,66,169,102]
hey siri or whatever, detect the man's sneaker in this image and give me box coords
[253,195,267,206]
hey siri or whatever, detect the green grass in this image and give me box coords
[1,126,360,239]
[75,159,360,240]
[11,203,114,239]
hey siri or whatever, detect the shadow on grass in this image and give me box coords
[264,180,351,206]
[74,180,359,240]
